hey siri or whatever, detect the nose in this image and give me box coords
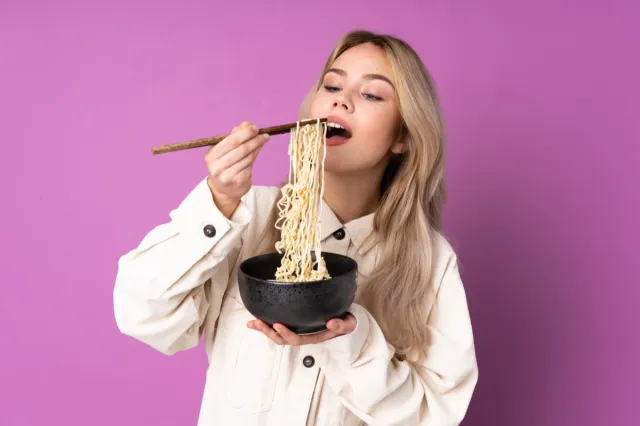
[330,93,353,112]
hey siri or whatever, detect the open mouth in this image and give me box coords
[326,122,352,139]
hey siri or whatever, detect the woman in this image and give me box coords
[114,30,478,425]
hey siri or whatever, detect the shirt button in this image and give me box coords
[333,228,346,240]
[303,355,315,368]
[203,224,216,238]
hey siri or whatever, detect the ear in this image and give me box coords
[298,81,319,120]
[390,125,408,155]
[390,140,407,155]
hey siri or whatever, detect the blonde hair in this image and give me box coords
[254,30,447,365]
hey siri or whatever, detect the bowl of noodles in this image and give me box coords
[237,119,358,334]
[238,251,357,334]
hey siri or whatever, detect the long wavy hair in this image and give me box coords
[253,30,447,365]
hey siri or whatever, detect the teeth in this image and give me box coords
[327,122,345,130]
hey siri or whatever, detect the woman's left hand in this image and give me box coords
[247,314,357,345]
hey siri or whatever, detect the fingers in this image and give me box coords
[224,147,261,177]
[272,324,303,345]
[206,120,268,191]
[217,132,269,172]
[248,314,357,346]
[247,320,285,345]
[232,121,252,132]
[210,121,260,160]
[273,324,340,346]
[327,313,357,334]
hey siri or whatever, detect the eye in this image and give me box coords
[363,93,383,101]
[323,85,341,92]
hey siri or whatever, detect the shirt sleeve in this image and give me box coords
[319,251,478,426]
[113,177,252,355]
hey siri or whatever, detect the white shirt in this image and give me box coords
[113,178,478,425]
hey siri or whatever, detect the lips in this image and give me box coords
[325,115,352,146]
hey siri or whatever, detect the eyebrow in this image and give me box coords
[324,68,395,90]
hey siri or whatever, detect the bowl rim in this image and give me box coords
[238,251,358,285]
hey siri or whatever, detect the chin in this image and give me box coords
[320,157,343,174]
[321,146,374,175]
[322,159,359,175]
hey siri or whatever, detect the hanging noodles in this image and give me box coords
[274,119,331,282]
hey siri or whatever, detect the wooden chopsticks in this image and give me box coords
[152,117,328,155]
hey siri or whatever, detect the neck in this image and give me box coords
[322,169,383,224]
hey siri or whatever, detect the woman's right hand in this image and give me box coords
[206,121,269,218]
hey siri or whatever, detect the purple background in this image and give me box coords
[1,1,638,425]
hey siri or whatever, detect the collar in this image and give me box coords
[319,200,377,256]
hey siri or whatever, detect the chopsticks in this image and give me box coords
[152,117,328,155]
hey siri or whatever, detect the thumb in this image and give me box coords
[328,314,356,334]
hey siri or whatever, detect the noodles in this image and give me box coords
[274,119,331,282]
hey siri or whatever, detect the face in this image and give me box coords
[308,43,404,175]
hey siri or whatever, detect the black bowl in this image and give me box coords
[237,252,358,334]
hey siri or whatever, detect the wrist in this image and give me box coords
[207,178,240,219]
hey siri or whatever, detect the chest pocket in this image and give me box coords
[220,296,283,414]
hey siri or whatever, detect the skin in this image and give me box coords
[308,42,405,224]
[207,43,404,344]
